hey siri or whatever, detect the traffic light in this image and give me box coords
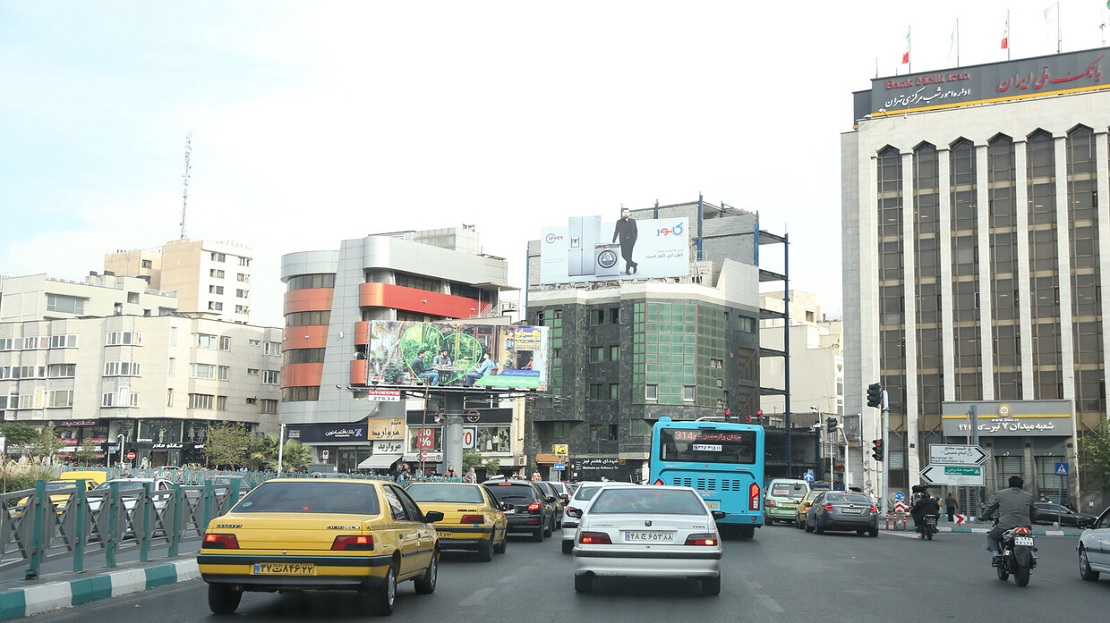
[866,383,883,408]
[756,409,764,424]
[826,417,837,433]
[724,408,732,420]
[871,439,884,461]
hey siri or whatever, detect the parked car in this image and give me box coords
[405,481,508,561]
[1078,504,1110,581]
[535,480,566,528]
[206,475,254,500]
[795,489,824,530]
[197,478,443,616]
[805,491,879,536]
[570,485,724,595]
[764,478,809,525]
[561,481,640,554]
[1034,502,1096,528]
[484,479,557,542]
[12,470,107,517]
[87,477,176,513]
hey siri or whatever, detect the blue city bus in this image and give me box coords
[648,416,765,538]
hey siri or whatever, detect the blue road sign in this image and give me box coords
[553,462,566,471]
[894,491,906,502]
[1055,462,1068,476]
[803,469,815,482]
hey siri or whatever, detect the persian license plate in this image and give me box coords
[253,562,315,575]
[503,508,516,514]
[706,502,720,510]
[842,508,863,514]
[437,531,452,539]
[623,531,675,542]
[1014,536,1034,546]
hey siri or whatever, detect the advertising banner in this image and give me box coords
[367,321,548,390]
[540,215,690,284]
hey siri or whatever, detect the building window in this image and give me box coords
[189,393,215,409]
[46,294,85,315]
[245,396,257,405]
[260,399,279,414]
[608,424,618,441]
[630,419,653,437]
[106,331,141,346]
[220,336,231,351]
[589,425,600,440]
[247,368,259,375]
[211,252,226,262]
[209,285,224,295]
[553,422,573,437]
[237,273,250,282]
[47,390,74,408]
[609,383,619,400]
[219,365,230,381]
[262,370,280,385]
[208,301,224,311]
[645,384,658,401]
[167,388,174,407]
[238,256,251,267]
[104,361,141,376]
[217,395,228,411]
[50,334,78,348]
[683,386,695,402]
[236,289,249,298]
[47,363,76,378]
[590,347,604,362]
[590,310,604,326]
[197,333,217,349]
[609,345,620,361]
[285,273,335,291]
[589,384,604,400]
[609,308,620,323]
[209,269,225,278]
[264,341,281,356]
[191,363,216,379]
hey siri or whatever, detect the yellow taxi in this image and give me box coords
[13,470,108,517]
[197,478,443,616]
[405,481,508,561]
[795,489,824,529]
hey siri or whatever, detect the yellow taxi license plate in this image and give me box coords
[253,562,315,575]
[437,531,453,539]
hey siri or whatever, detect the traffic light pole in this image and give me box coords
[880,389,890,515]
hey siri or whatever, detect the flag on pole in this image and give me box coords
[1001,16,1009,49]
[902,28,910,64]
[1043,4,1057,43]
[948,21,958,63]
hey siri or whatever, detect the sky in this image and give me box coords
[2,1,1108,328]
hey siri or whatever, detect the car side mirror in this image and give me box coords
[711,510,727,521]
[424,510,444,523]
[567,508,583,519]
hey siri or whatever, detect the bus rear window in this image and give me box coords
[658,429,757,464]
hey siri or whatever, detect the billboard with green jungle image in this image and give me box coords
[366,321,548,390]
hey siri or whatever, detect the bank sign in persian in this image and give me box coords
[868,47,1109,117]
[367,321,548,390]
[540,215,690,284]
[940,400,1074,437]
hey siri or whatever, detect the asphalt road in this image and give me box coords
[24,524,1110,623]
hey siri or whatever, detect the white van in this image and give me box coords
[764,478,810,525]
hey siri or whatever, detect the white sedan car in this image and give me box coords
[561,481,639,554]
[571,485,724,595]
[1078,504,1110,581]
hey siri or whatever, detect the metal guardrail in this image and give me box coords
[0,479,244,580]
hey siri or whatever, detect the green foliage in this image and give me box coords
[462,449,483,472]
[0,465,56,493]
[485,457,500,473]
[30,425,64,463]
[278,439,312,473]
[204,423,254,469]
[72,441,101,466]
[1079,419,1110,489]
[0,422,39,448]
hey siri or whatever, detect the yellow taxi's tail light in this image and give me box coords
[578,531,612,545]
[332,535,375,551]
[684,533,719,546]
[460,515,484,524]
[203,534,240,549]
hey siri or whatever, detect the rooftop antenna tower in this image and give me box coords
[179,132,192,240]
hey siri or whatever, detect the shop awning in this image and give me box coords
[358,453,403,470]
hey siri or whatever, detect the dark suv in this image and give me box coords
[485,480,557,542]
[535,481,567,529]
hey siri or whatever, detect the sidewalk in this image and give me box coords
[0,544,200,621]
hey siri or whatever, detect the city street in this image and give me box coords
[24,523,1108,623]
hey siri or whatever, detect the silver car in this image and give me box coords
[570,485,724,595]
[1078,504,1110,581]
[561,481,639,554]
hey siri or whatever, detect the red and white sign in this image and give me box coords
[416,428,436,450]
[894,501,907,513]
[126,451,136,460]
[421,451,428,461]
[954,514,966,524]
[365,389,401,402]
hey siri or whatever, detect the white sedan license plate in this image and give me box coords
[1014,536,1034,546]
[623,531,675,542]
[253,562,315,575]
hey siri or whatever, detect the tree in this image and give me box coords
[30,425,64,464]
[204,423,254,469]
[72,441,101,466]
[248,434,281,471]
[0,422,38,458]
[278,439,312,473]
[1079,419,1110,491]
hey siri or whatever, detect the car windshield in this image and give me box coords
[45,482,78,491]
[574,485,605,501]
[234,482,381,514]
[771,483,806,497]
[825,493,871,505]
[406,484,484,504]
[590,488,705,515]
[487,484,536,502]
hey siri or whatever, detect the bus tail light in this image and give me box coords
[748,483,761,511]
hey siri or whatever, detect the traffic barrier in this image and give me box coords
[884,512,908,531]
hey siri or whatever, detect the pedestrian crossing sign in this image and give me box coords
[1055,462,1068,476]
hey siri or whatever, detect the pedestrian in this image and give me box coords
[463,467,476,483]
[446,465,457,478]
[945,492,958,522]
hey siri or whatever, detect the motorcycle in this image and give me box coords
[918,514,938,540]
[995,525,1037,587]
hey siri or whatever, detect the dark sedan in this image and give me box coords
[805,491,879,536]
[1034,502,1096,528]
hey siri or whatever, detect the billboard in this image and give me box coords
[367,321,548,390]
[540,214,690,284]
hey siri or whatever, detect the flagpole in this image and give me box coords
[1057,1,1062,53]
[956,19,960,67]
[1007,10,1011,61]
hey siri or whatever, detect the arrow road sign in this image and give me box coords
[920,464,984,486]
[929,444,988,466]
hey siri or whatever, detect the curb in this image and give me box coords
[0,559,199,621]
[883,525,1082,537]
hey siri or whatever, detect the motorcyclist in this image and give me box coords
[909,491,940,532]
[979,475,1036,566]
